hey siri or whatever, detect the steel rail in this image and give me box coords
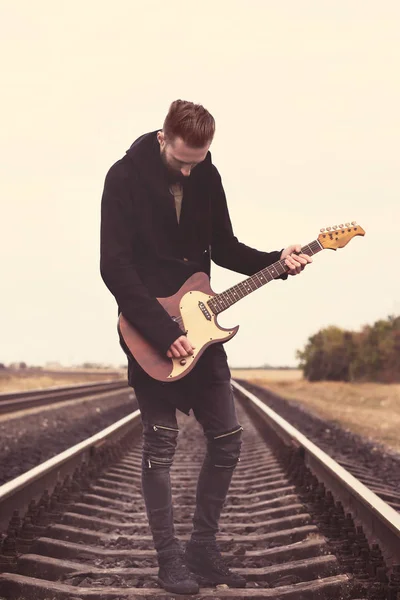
[232,379,400,566]
[0,379,125,401]
[0,410,141,533]
[0,380,128,415]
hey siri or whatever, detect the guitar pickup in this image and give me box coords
[198,301,212,321]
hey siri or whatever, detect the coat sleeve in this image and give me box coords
[210,166,288,278]
[100,161,184,355]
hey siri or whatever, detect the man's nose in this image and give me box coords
[181,166,191,177]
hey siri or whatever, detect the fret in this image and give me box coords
[229,286,241,301]
[257,271,268,284]
[276,261,286,274]
[240,281,252,296]
[234,284,245,299]
[267,264,279,279]
[254,272,264,287]
[220,294,229,309]
[216,296,227,310]
[226,290,236,306]
[218,293,226,307]
[248,277,258,292]
[262,269,273,281]
[226,289,236,306]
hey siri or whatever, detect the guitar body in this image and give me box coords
[118,272,239,382]
[118,222,365,383]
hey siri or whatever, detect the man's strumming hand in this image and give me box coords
[167,335,195,358]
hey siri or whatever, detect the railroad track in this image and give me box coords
[333,459,400,513]
[0,381,399,599]
[236,379,400,515]
[0,380,128,415]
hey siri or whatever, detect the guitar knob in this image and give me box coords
[345,222,350,227]
[180,359,187,366]
[339,224,344,228]
[333,225,338,230]
[351,221,357,225]
[320,228,325,232]
[326,226,332,231]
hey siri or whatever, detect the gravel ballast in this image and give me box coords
[0,388,138,486]
[236,379,400,505]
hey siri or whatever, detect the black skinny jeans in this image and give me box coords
[127,343,243,558]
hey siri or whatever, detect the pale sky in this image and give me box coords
[1,1,399,368]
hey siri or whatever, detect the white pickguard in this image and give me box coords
[168,290,236,379]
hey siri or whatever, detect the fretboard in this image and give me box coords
[208,240,323,315]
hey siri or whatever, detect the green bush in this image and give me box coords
[297,315,400,382]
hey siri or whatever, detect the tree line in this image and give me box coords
[297,315,400,382]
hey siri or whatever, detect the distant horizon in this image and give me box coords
[0,361,301,371]
[2,308,397,370]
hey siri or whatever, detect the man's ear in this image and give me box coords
[157,131,165,147]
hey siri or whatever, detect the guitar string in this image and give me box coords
[172,267,284,328]
[169,237,345,345]
[172,241,322,331]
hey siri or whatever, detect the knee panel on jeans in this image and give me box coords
[142,423,179,469]
[207,425,243,469]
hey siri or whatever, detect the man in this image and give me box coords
[100,100,312,594]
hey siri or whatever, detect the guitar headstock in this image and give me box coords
[318,221,365,250]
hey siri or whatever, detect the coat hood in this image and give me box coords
[125,130,212,196]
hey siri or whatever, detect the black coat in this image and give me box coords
[100,131,284,355]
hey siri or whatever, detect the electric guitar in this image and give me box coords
[119,222,365,382]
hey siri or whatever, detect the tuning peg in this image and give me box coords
[320,228,325,232]
[326,226,332,231]
[351,221,357,225]
[333,225,338,230]
[339,224,344,228]
[345,222,350,227]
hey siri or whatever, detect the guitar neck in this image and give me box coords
[208,239,323,315]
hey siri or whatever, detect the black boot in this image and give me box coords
[158,551,200,595]
[184,540,246,588]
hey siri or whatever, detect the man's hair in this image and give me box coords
[163,100,215,148]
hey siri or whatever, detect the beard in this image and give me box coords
[160,147,187,184]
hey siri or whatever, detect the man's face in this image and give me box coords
[158,132,210,182]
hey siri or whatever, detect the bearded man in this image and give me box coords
[100,99,311,594]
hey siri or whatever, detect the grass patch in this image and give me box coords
[231,369,400,453]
